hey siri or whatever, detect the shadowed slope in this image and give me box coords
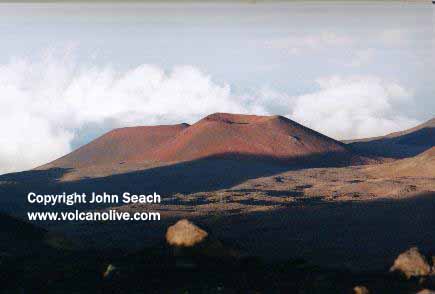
[0,212,46,241]
[346,118,435,144]
[0,212,60,257]
[345,118,435,158]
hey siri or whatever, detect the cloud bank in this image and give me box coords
[0,52,419,174]
[265,30,406,56]
[265,32,354,55]
[288,76,419,140]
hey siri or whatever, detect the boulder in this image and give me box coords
[165,219,238,261]
[166,219,208,247]
[103,264,120,280]
[416,289,435,294]
[353,285,370,294]
[390,247,431,278]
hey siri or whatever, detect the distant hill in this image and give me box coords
[0,113,366,215]
[344,118,435,158]
[365,147,435,178]
[152,113,351,163]
[39,113,357,179]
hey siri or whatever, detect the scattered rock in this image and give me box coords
[353,285,370,294]
[390,247,431,278]
[166,219,208,247]
[295,184,313,190]
[103,264,119,280]
[350,192,361,198]
[416,289,435,294]
[289,135,301,144]
[274,176,284,183]
[399,185,418,194]
[165,219,238,261]
[348,179,363,184]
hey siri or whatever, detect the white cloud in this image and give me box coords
[265,32,354,54]
[287,75,419,140]
[0,50,420,174]
[347,48,376,67]
[380,29,404,46]
[0,51,261,174]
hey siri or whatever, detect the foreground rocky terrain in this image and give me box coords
[2,217,435,293]
[0,113,433,292]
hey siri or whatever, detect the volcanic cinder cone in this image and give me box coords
[40,123,189,169]
[154,113,350,162]
[40,113,355,174]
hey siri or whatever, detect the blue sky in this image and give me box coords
[0,2,433,173]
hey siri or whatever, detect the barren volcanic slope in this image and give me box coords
[41,124,190,169]
[365,147,435,178]
[345,117,435,158]
[154,113,351,162]
[41,113,354,175]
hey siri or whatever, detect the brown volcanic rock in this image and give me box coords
[390,247,431,278]
[417,290,435,294]
[40,123,189,169]
[165,219,238,260]
[353,286,370,294]
[166,219,208,247]
[154,113,350,163]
